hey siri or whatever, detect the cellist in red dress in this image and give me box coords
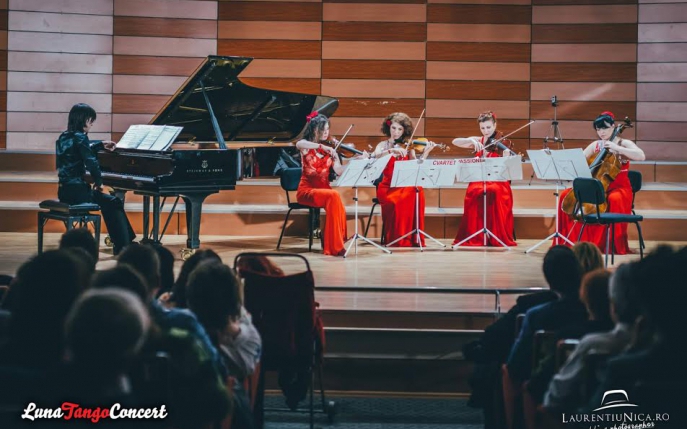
[451,111,517,246]
[370,112,437,247]
[296,113,348,257]
[556,111,645,255]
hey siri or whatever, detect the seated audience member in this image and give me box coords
[572,241,603,274]
[0,250,89,370]
[544,263,639,411]
[236,254,285,277]
[527,269,614,402]
[91,264,148,303]
[187,261,261,429]
[506,246,587,383]
[461,274,557,417]
[116,244,225,376]
[163,249,222,309]
[586,246,687,428]
[152,244,175,296]
[187,261,261,378]
[61,288,150,404]
[59,227,99,263]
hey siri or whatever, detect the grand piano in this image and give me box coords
[97,55,338,257]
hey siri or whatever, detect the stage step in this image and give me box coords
[2,199,685,241]
[1,169,686,210]
[318,328,479,393]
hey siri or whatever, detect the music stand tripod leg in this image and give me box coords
[453,179,510,250]
[344,186,392,257]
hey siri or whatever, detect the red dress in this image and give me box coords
[377,154,426,247]
[297,149,347,256]
[452,147,516,247]
[556,144,633,254]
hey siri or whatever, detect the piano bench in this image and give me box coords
[37,200,101,254]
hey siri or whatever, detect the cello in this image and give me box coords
[561,117,634,218]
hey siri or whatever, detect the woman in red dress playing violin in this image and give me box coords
[451,111,517,246]
[556,111,645,255]
[370,113,437,247]
[296,113,348,256]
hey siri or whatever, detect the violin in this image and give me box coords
[483,131,514,156]
[561,117,633,219]
[320,138,364,158]
[406,137,450,155]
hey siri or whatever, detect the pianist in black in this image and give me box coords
[56,103,135,255]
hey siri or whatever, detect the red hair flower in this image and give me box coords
[306,111,318,122]
[490,111,497,120]
[386,120,392,126]
[601,111,615,120]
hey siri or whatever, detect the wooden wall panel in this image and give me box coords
[6,3,112,151]
[427,2,531,148]
[427,42,531,62]
[532,5,637,24]
[428,4,531,24]
[637,83,687,102]
[218,2,322,21]
[323,23,426,42]
[320,1,427,136]
[1,0,683,165]
[532,24,637,44]
[428,23,531,43]
[323,3,425,22]
[113,55,203,76]
[113,0,217,143]
[7,72,113,93]
[9,0,113,15]
[530,3,637,152]
[427,81,531,100]
[114,17,217,39]
[531,44,637,63]
[637,1,687,160]
[9,10,113,34]
[638,43,687,62]
[219,21,321,40]
[218,1,322,100]
[531,82,636,101]
[321,60,425,80]
[217,40,321,59]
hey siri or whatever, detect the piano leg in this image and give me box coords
[142,195,151,241]
[152,195,161,243]
[181,193,211,251]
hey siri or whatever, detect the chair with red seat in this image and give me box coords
[234,252,336,429]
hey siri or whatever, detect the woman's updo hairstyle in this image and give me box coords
[593,111,615,130]
[477,111,497,124]
[303,113,329,142]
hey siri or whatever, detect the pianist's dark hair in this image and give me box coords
[303,114,329,143]
[67,103,97,133]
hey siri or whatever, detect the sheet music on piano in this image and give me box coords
[116,125,183,151]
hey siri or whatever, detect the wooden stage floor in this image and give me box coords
[0,233,665,314]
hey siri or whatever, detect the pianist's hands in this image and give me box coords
[103,141,116,151]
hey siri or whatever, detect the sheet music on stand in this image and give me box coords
[334,155,392,188]
[116,125,183,152]
[455,155,523,183]
[390,158,459,188]
[527,148,592,182]
[524,148,591,254]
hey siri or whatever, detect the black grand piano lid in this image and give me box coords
[149,55,339,143]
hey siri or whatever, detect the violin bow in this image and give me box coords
[332,124,355,151]
[483,120,535,150]
[405,109,426,151]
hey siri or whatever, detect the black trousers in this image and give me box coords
[58,183,135,250]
